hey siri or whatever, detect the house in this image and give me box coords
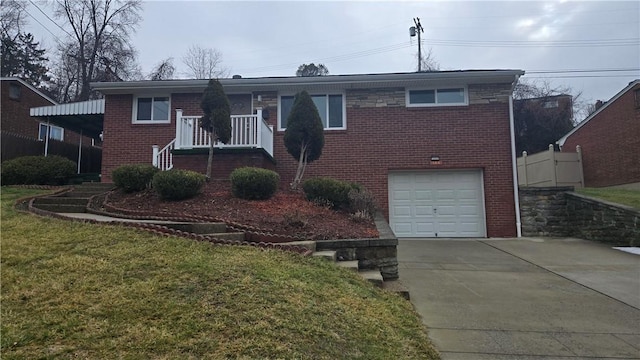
[1,77,100,172]
[557,80,640,189]
[92,70,524,238]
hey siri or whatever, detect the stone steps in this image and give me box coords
[163,222,228,234]
[34,197,89,205]
[312,248,407,297]
[203,232,245,241]
[33,204,88,213]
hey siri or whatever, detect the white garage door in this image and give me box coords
[388,170,486,238]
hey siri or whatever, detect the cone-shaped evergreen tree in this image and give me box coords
[283,91,325,189]
[200,79,231,179]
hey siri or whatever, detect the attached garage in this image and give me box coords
[388,170,486,238]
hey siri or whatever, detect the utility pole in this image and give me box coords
[410,17,425,71]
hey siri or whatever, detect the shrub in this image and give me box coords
[112,164,159,193]
[1,155,76,185]
[152,169,206,201]
[302,177,360,210]
[230,167,280,200]
[348,188,377,220]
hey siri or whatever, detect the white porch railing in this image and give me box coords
[152,139,175,171]
[153,108,274,170]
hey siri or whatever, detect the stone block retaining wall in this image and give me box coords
[316,213,399,280]
[519,187,640,246]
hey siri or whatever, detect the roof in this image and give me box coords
[557,79,640,147]
[29,99,104,138]
[91,70,525,95]
[1,77,57,105]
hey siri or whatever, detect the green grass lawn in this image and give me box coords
[576,188,640,210]
[1,187,439,359]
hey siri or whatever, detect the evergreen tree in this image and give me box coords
[1,32,49,86]
[283,91,325,189]
[200,79,231,180]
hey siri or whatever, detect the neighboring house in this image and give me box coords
[557,80,640,188]
[92,70,524,238]
[1,77,98,163]
[1,77,93,145]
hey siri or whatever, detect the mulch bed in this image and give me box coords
[105,180,378,240]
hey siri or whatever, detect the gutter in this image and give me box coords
[509,74,522,238]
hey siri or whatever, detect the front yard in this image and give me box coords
[1,187,439,359]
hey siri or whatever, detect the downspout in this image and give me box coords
[509,75,522,237]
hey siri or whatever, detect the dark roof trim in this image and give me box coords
[91,70,525,94]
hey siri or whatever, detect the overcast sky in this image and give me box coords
[25,0,640,117]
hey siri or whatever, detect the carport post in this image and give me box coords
[44,117,50,157]
[77,130,83,174]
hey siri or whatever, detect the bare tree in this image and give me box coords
[0,0,26,39]
[182,45,228,79]
[416,48,440,72]
[148,57,175,80]
[53,0,142,101]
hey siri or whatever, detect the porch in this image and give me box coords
[152,108,274,171]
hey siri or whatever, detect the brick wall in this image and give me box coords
[100,83,517,237]
[562,83,640,187]
[1,79,54,138]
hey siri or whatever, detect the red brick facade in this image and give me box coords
[561,82,640,187]
[99,79,518,237]
[1,78,94,146]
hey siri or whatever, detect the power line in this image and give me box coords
[16,6,62,44]
[28,0,72,38]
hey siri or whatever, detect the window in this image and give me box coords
[543,100,559,108]
[133,96,170,123]
[279,93,345,130]
[406,87,467,107]
[9,83,21,100]
[635,89,640,109]
[38,123,64,141]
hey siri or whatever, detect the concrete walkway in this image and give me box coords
[398,238,640,359]
[61,212,188,224]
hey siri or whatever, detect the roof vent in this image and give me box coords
[232,75,242,79]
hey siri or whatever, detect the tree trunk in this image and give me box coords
[206,132,214,181]
[291,143,307,190]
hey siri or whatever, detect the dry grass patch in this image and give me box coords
[1,187,439,359]
[576,188,640,210]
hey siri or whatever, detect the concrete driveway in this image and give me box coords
[398,238,640,359]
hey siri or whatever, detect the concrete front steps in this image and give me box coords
[160,222,246,242]
[312,249,409,299]
[32,183,116,213]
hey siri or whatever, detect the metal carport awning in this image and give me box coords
[30,99,105,174]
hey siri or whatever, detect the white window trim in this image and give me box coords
[277,92,347,131]
[405,86,469,108]
[132,95,171,124]
[38,123,64,141]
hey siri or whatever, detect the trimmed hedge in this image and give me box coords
[230,167,280,200]
[1,155,76,185]
[112,164,159,193]
[152,169,206,201]
[302,177,361,210]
